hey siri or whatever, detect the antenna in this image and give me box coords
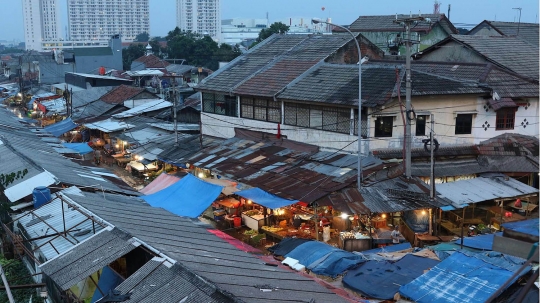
[434,1,441,14]
[512,7,522,35]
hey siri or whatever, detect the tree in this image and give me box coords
[122,44,145,70]
[149,38,166,58]
[256,22,290,43]
[134,32,150,42]
[0,256,44,303]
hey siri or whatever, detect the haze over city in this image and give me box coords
[0,0,538,41]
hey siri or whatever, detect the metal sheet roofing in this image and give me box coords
[4,171,57,203]
[17,187,104,261]
[85,119,135,132]
[39,227,140,291]
[436,174,539,208]
[112,99,172,118]
[68,191,351,303]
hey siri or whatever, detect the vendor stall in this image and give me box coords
[339,232,372,252]
[242,210,272,231]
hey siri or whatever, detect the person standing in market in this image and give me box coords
[391,225,401,244]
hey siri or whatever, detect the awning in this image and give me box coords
[61,143,93,155]
[204,178,239,196]
[44,117,78,137]
[139,173,181,195]
[142,174,223,218]
[236,188,298,210]
[488,98,517,111]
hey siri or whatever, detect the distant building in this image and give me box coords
[176,0,221,42]
[221,18,268,46]
[278,17,332,34]
[22,0,61,51]
[67,0,150,42]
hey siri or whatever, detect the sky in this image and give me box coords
[1,0,538,41]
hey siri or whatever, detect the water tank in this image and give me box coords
[33,186,51,209]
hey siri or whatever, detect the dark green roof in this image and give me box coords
[67,47,113,56]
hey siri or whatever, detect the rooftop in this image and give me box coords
[100,85,146,104]
[348,13,457,34]
[133,54,170,69]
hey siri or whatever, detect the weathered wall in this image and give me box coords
[417,40,487,63]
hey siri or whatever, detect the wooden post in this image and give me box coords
[460,207,465,249]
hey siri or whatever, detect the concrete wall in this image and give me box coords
[202,95,538,152]
[418,40,487,63]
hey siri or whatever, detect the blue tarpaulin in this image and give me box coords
[453,232,502,251]
[44,117,78,137]
[142,174,223,218]
[344,254,440,300]
[502,219,539,237]
[236,188,298,209]
[360,242,412,255]
[285,241,365,277]
[399,251,531,303]
[61,143,93,155]
[91,266,123,303]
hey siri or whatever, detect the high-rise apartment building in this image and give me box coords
[177,0,221,41]
[67,0,150,42]
[22,0,61,51]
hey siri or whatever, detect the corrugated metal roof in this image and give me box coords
[4,171,57,203]
[39,227,140,291]
[436,174,539,208]
[84,119,135,132]
[17,187,104,261]
[112,99,172,118]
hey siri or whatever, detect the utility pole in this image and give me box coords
[172,77,178,144]
[394,14,426,179]
[429,114,435,235]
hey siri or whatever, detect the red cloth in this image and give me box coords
[515,199,522,208]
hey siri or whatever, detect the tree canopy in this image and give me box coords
[134,32,150,42]
[122,44,145,70]
[251,22,290,48]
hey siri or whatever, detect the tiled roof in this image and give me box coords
[133,54,170,68]
[422,35,539,80]
[71,191,351,303]
[100,85,145,104]
[407,61,539,98]
[277,62,488,108]
[197,34,376,97]
[372,145,479,159]
[478,133,539,157]
[470,21,539,47]
[348,14,458,34]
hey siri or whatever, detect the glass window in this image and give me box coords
[202,92,237,117]
[416,115,427,136]
[375,116,394,137]
[455,114,473,134]
[496,108,515,130]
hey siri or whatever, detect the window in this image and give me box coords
[284,103,351,134]
[496,108,515,130]
[375,116,394,137]
[240,97,280,123]
[416,115,427,136]
[202,92,237,117]
[455,114,473,134]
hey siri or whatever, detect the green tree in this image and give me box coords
[254,22,290,45]
[213,43,242,64]
[0,256,44,303]
[149,38,166,58]
[134,32,150,42]
[122,44,145,70]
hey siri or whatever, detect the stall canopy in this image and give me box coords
[453,232,502,251]
[142,174,223,218]
[61,143,93,155]
[343,254,440,300]
[139,173,181,195]
[236,188,298,210]
[44,117,78,137]
[399,251,531,303]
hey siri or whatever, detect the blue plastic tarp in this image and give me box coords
[453,232,502,251]
[360,242,412,255]
[91,266,123,303]
[344,254,440,300]
[502,219,539,237]
[236,188,298,210]
[399,251,531,303]
[142,174,223,218]
[285,241,364,277]
[61,143,93,155]
[44,117,78,137]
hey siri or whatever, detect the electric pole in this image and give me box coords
[429,114,435,235]
[394,14,427,178]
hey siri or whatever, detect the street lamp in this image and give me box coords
[312,18,363,191]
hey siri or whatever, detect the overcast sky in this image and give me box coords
[2,0,538,41]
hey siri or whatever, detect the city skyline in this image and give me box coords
[2,0,539,42]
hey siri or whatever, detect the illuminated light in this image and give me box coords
[247,200,252,204]
[115,144,119,148]
[138,155,144,161]
[421,210,427,215]
[198,172,204,178]
[382,214,387,219]
[341,213,349,219]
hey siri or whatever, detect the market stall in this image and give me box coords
[338,231,372,252]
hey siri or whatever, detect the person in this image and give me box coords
[93,150,102,165]
[391,225,401,244]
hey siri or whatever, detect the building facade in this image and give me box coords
[221,18,268,46]
[176,0,221,41]
[67,0,150,42]
[22,0,61,51]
